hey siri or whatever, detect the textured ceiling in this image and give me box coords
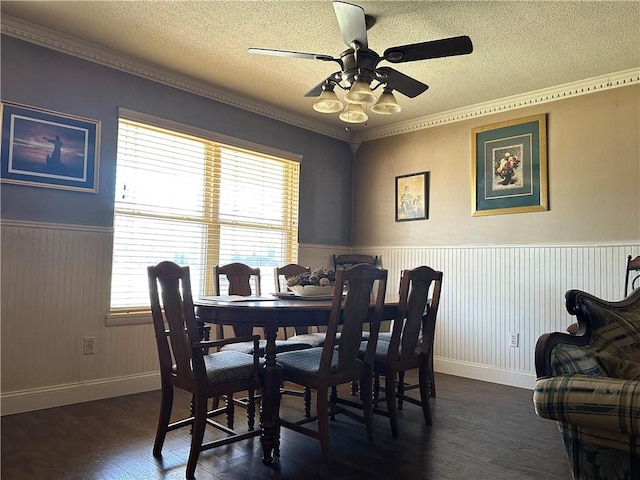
[2,1,639,136]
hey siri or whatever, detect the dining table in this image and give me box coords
[194,293,399,464]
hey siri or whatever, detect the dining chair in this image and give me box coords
[147,261,262,479]
[274,263,316,338]
[377,283,438,399]
[275,263,388,461]
[213,262,261,338]
[336,266,442,438]
[214,262,312,355]
[275,263,335,348]
[214,262,312,414]
[333,254,380,396]
[625,254,640,297]
[333,253,379,270]
[273,263,318,416]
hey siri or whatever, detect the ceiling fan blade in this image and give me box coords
[333,1,368,49]
[377,67,429,98]
[304,81,328,98]
[248,48,336,62]
[304,72,343,97]
[305,83,325,98]
[384,35,473,63]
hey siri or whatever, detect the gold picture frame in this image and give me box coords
[471,114,547,216]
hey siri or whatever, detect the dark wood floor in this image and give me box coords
[1,373,571,479]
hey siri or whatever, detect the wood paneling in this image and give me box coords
[2,222,637,413]
[1,222,158,405]
[302,242,639,388]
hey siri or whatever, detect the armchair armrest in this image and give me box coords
[534,374,640,436]
[535,288,640,378]
[535,331,590,377]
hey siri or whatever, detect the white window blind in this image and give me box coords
[110,116,300,312]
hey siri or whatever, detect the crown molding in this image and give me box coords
[1,15,352,143]
[3,15,638,148]
[354,68,640,143]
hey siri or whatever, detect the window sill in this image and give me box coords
[106,310,153,327]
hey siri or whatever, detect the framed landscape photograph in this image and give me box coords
[395,171,429,222]
[1,101,100,192]
[471,114,547,216]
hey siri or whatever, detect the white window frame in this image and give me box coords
[106,109,301,326]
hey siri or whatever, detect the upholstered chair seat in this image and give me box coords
[287,332,343,347]
[221,339,312,355]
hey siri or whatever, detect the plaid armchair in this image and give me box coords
[534,288,640,480]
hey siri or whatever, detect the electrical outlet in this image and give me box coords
[83,336,95,355]
[509,333,519,348]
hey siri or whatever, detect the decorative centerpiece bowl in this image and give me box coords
[289,285,335,297]
[287,267,336,296]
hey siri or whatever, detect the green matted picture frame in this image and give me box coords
[1,101,100,193]
[471,114,547,216]
[395,171,429,222]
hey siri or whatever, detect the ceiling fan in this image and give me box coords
[249,1,473,124]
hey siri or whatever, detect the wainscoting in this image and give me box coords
[1,220,637,414]
[300,242,639,389]
[1,221,160,415]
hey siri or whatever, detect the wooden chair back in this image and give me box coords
[148,261,204,388]
[625,255,640,297]
[322,263,388,375]
[214,262,261,296]
[333,254,378,270]
[213,262,261,337]
[274,263,310,292]
[371,266,443,435]
[274,263,312,338]
[388,266,443,365]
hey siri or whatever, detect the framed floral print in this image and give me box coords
[471,114,547,216]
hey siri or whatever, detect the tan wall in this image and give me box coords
[353,85,640,247]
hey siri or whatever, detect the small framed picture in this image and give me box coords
[395,171,429,222]
[471,114,547,216]
[1,101,100,193]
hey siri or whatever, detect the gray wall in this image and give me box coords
[1,36,353,245]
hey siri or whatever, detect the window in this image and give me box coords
[109,110,300,317]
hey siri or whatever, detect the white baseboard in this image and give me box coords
[0,360,535,416]
[0,372,160,416]
[434,357,536,390]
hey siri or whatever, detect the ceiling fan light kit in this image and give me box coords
[339,103,368,124]
[312,88,345,113]
[371,88,402,115]
[250,1,473,125]
[344,78,376,104]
